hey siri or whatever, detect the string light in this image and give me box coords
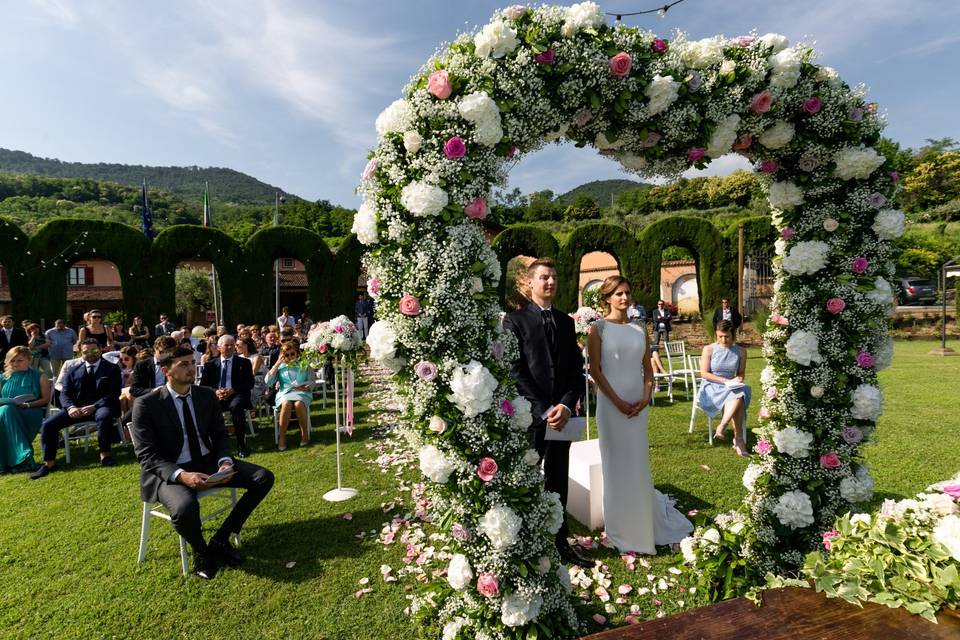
[607,0,687,22]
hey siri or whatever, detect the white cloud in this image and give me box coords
[682,154,752,180]
[28,0,79,26]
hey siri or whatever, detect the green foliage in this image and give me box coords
[524,190,561,222]
[581,286,602,312]
[563,193,601,221]
[901,151,960,213]
[504,257,531,311]
[174,267,214,318]
[679,515,765,603]
[553,179,645,207]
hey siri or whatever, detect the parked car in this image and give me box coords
[897,277,937,305]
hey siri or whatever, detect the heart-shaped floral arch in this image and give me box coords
[355,3,902,637]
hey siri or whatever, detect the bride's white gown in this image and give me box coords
[594,319,693,554]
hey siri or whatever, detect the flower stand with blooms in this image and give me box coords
[302,315,365,502]
[357,3,900,636]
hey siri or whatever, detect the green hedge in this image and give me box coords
[491,225,560,305]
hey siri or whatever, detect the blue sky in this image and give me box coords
[1,0,958,208]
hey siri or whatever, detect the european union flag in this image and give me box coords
[140,179,155,240]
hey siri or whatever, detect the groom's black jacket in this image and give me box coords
[504,302,584,422]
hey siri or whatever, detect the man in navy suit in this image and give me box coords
[0,315,29,364]
[32,338,122,477]
[199,335,254,458]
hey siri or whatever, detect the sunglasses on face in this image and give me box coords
[91,315,102,319]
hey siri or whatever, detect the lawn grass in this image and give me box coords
[1,340,957,639]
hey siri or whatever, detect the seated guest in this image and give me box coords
[0,315,29,364]
[128,316,151,349]
[649,344,669,375]
[117,345,140,418]
[258,331,280,368]
[265,343,314,451]
[130,336,178,399]
[236,337,266,408]
[78,309,113,352]
[111,322,132,350]
[32,338,122,477]
[199,335,253,458]
[26,323,53,378]
[131,347,274,579]
[0,346,51,473]
[154,313,175,337]
[45,319,78,378]
[698,319,752,458]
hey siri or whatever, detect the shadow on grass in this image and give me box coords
[656,483,714,513]
[240,507,384,583]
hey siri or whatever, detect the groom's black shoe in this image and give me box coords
[193,551,219,580]
[209,538,243,567]
[559,543,592,568]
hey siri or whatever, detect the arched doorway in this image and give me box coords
[578,251,618,306]
[65,258,125,331]
[174,260,218,328]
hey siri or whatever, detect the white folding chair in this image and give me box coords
[651,342,676,404]
[666,340,697,399]
[688,354,747,445]
[313,368,328,409]
[273,405,313,445]
[222,411,256,437]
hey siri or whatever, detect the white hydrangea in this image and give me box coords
[523,449,540,465]
[351,201,378,245]
[501,593,543,627]
[705,114,741,158]
[367,320,400,365]
[785,330,822,366]
[679,536,697,563]
[872,209,906,240]
[420,445,456,483]
[474,20,520,58]
[617,152,648,171]
[767,181,804,210]
[932,515,960,561]
[758,33,789,53]
[874,338,894,370]
[839,466,875,503]
[511,395,533,430]
[458,91,499,123]
[851,384,883,421]
[743,464,764,490]
[865,277,895,308]
[773,426,814,458]
[543,491,564,534]
[446,554,473,590]
[782,241,830,276]
[768,48,802,89]
[680,36,727,69]
[447,360,498,417]
[758,121,795,150]
[833,147,885,180]
[442,618,469,640]
[375,98,413,138]
[479,504,522,549]
[474,117,504,146]
[760,366,776,387]
[773,490,815,529]
[563,1,604,33]
[644,74,680,116]
[400,181,449,217]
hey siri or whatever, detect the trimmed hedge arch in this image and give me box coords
[0,219,30,320]
[558,222,642,311]
[491,224,561,303]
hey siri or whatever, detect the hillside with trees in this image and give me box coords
[553,179,648,207]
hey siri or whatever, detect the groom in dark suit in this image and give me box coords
[131,346,274,579]
[199,335,254,458]
[504,258,590,568]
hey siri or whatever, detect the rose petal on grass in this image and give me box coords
[285,561,297,569]
[343,512,353,520]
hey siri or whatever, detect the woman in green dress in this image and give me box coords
[0,346,51,473]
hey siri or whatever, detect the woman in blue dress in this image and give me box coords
[698,319,751,457]
[265,343,314,451]
[0,346,52,472]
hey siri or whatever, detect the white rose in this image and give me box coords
[872,209,905,240]
[773,490,815,529]
[823,218,839,232]
[773,426,814,458]
[403,130,423,154]
[679,536,697,563]
[851,384,882,421]
[400,181,448,217]
[428,415,447,433]
[479,505,522,550]
[760,366,776,387]
[768,48,802,89]
[758,33,789,53]
[865,277,895,308]
[782,241,830,276]
[810,386,824,398]
[375,98,413,138]
[447,360,498,417]
[815,65,842,87]
[644,74,680,116]
[767,181,804,210]
[501,593,542,627]
[743,464,764,491]
[701,528,721,546]
[446,553,473,590]
[833,147,885,180]
[442,618,468,640]
[523,449,540,465]
[419,445,456,483]
[503,5,527,19]
[758,121,795,150]
[563,1,604,32]
[933,515,960,561]
[543,491,564,534]
[511,396,533,430]
[785,330,822,366]
[351,201,379,245]
[680,36,726,69]
[774,238,786,256]
[705,114,740,158]
[474,20,520,59]
[537,556,552,574]
[719,59,736,74]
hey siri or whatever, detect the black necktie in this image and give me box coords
[219,360,229,387]
[178,395,204,463]
[541,309,557,354]
[81,365,96,399]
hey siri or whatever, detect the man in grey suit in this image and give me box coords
[131,346,274,579]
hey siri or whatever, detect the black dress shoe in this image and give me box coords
[100,456,117,467]
[209,538,243,567]
[559,544,593,568]
[193,551,219,580]
[30,464,55,480]
[235,445,250,459]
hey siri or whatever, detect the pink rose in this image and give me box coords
[802,97,822,114]
[504,144,518,159]
[443,136,466,159]
[651,38,668,53]
[822,530,840,551]
[504,4,526,19]
[780,227,795,239]
[851,257,869,274]
[771,313,789,326]
[687,147,706,162]
[609,52,632,77]
[399,294,421,316]
[414,360,438,381]
[751,90,773,114]
[367,276,381,297]
[826,298,846,314]
[334,325,343,333]
[534,48,555,64]
[732,134,752,150]
[464,197,488,220]
[318,344,328,353]
[762,160,780,174]
[767,387,778,399]
[941,484,960,499]
[428,416,447,433]
[573,110,593,127]
[754,439,773,455]
[736,35,756,47]
[641,131,662,147]
[856,351,874,368]
[477,457,498,482]
[361,157,378,180]
[758,407,771,419]
[476,573,500,597]
[451,523,471,541]
[427,70,453,100]
[500,399,514,417]
[820,452,842,469]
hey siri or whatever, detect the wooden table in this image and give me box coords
[581,587,960,640]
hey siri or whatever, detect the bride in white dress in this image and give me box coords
[586,276,693,554]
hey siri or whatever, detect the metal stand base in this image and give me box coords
[323,487,358,502]
[928,347,957,356]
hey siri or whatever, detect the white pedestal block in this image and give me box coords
[566,439,605,531]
